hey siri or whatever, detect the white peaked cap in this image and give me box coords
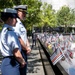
[13,5,27,10]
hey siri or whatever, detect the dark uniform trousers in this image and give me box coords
[20,50,27,75]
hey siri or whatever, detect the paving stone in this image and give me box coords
[27,38,45,75]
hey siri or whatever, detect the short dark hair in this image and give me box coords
[1,12,9,22]
[1,12,18,22]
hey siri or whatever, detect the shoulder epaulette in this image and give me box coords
[7,28,12,31]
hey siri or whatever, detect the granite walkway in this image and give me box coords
[27,37,45,75]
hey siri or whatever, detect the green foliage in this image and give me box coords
[0,0,13,10]
[56,6,75,26]
[0,0,75,33]
[0,0,42,30]
[56,5,75,32]
[40,2,57,27]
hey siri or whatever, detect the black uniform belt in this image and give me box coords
[3,56,14,59]
[3,56,18,67]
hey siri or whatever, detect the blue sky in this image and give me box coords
[41,0,75,11]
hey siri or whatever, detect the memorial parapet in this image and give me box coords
[37,33,75,75]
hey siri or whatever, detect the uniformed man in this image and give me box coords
[13,5,31,75]
[0,8,26,75]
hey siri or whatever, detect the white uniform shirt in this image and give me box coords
[13,18,27,44]
[0,24,21,56]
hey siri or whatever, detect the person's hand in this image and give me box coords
[20,59,26,68]
[26,47,31,54]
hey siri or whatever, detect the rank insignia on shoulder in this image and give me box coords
[7,28,12,31]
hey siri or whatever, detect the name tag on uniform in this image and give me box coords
[20,27,25,33]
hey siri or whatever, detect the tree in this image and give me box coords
[34,2,57,32]
[0,0,42,31]
[40,2,57,28]
[56,5,75,32]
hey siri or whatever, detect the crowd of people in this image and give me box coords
[0,5,31,75]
